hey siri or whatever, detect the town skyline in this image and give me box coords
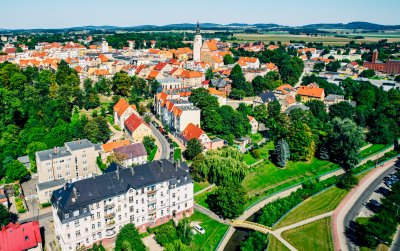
[1,0,400,29]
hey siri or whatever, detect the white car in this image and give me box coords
[193,224,205,234]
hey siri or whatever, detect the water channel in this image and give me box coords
[223,213,259,251]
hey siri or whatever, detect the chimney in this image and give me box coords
[175,160,179,171]
[78,138,81,144]
[130,166,135,176]
[63,184,67,190]
[158,160,163,172]
[116,169,120,181]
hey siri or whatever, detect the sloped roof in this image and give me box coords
[297,86,325,98]
[124,113,148,133]
[114,98,130,117]
[0,221,42,251]
[182,123,205,141]
[113,143,147,159]
[102,140,131,153]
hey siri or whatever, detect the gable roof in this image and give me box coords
[297,86,325,98]
[114,98,130,117]
[275,84,295,95]
[259,91,278,103]
[113,143,147,159]
[181,70,203,79]
[182,123,205,141]
[102,140,131,153]
[124,113,149,133]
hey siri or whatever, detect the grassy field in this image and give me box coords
[193,181,211,193]
[194,186,217,209]
[275,186,348,228]
[249,132,264,144]
[242,157,340,197]
[282,217,334,251]
[267,235,290,251]
[232,33,400,46]
[189,211,229,251]
[243,141,274,166]
[360,144,390,158]
[174,148,182,161]
[148,147,158,161]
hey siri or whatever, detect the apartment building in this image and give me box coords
[160,99,201,132]
[51,159,193,251]
[35,139,101,203]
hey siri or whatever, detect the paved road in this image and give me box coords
[149,123,170,160]
[343,164,397,251]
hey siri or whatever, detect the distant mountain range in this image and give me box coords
[0,21,399,33]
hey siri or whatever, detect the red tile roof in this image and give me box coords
[182,123,205,141]
[297,86,325,98]
[124,113,148,133]
[113,98,136,117]
[102,140,131,153]
[0,221,42,251]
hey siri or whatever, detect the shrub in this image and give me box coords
[337,173,358,190]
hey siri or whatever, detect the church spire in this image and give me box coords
[196,21,200,35]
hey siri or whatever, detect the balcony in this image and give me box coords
[106,228,116,237]
[104,203,115,210]
[148,207,156,214]
[147,189,157,195]
[106,220,115,227]
[105,213,115,220]
[148,196,157,204]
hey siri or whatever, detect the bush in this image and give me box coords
[41,202,52,208]
[115,224,146,251]
[337,173,358,190]
[251,149,261,159]
[153,221,178,246]
[207,184,247,219]
[15,198,26,214]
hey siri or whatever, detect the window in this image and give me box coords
[135,200,138,204]
[161,210,164,216]
[185,202,187,208]
[73,210,79,217]
[97,222,101,228]
[85,228,88,233]
[57,166,62,170]
[130,215,134,222]
[141,198,144,203]
[83,160,87,165]
[130,206,134,213]
[86,238,89,243]
[92,224,95,230]
[129,197,133,203]
[83,208,87,213]
[67,234,71,239]
[118,215,121,220]
[97,212,100,218]
[76,230,81,238]
[66,171,71,176]
[185,194,187,199]
[46,162,51,166]
[66,223,69,228]
[172,193,176,198]
[74,220,80,227]
[57,174,62,179]
[83,167,88,172]
[91,214,94,220]
[65,213,70,219]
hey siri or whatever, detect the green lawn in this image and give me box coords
[249,132,264,144]
[189,211,229,251]
[360,144,389,158]
[148,147,158,161]
[174,148,182,161]
[275,186,348,228]
[194,186,217,209]
[243,141,274,166]
[194,181,211,193]
[242,157,340,197]
[243,153,258,165]
[267,235,290,251]
[282,217,334,251]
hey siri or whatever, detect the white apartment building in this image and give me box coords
[35,139,102,203]
[51,159,194,251]
[160,99,201,132]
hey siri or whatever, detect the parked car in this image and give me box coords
[367,199,381,212]
[193,224,205,234]
[375,186,391,196]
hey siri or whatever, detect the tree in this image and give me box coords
[26,142,47,172]
[230,64,253,94]
[287,122,315,161]
[337,173,358,190]
[112,72,132,96]
[273,139,290,167]
[207,184,247,219]
[189,88,219,112]
[229,88,246,100]
[223,54,235,65]
[84,116,111,143]
[367,114,395,144]
[267,101,281,118]
[326,61,341,72]
[143,136,156,154]
[306,100,329,122]
[313,62,325,72]
[115,224,146,251]
[165,240,190,251]
[327,118,365,171]
[0,204,18,227]
[184,139,203,160]
[144,114,151,124]
[202,109,223,134]
[176,217,193,245]
[5,160,29,182]
[253,105,268,124]
[329,101,354,120]
[205,68,214,81]
[359,69,375,78]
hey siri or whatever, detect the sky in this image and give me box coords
[1,0,400,29]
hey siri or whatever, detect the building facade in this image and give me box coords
[35,139,101,203]
[193,22,202,62]
[51,160,194,251]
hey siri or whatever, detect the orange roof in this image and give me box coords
[247,115,255,121]
[266,62,277,70]
[297,86,325,98]
[102,140,130,153]
[208,87,225,97]
[99,54,109,62]
[153,62,168,71]
[204,40,218,51]
[238,57,258,63]
[124,113,148,133]
[135,64,146,74]
[172,107,183,117]
[93,69,110,76]
[181,70,203,78]
[285,95,296,104]
[74,66,83,73]
[147,70,160,80]
[149,48,160,54]
[211,56,223,64]
[276,84,295,95]
[219,51,233,57]
[182,123,205,141]
[113,98,135,117]
[31,51,47,57]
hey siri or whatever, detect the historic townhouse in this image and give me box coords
[51,159,193,251]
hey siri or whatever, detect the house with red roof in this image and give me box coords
[248,116,259,134]
[113,98,138,129]
[0,221,42,251]
[297,85,325,101]
[181,123,224,150]
[124,113,152,143]
[237,57,260,69]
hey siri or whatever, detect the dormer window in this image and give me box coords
[73,210,79,217]
[83,208,87,213]
[65,213,70,218]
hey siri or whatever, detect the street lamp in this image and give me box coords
[393,202,400,217]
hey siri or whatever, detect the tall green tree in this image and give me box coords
[184,139,203,160]
[207,184,247,219]
[115,224,146,251]
[327,118,365,171]
[112,72,132,96]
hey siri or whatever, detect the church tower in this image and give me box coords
[193,21,202,62]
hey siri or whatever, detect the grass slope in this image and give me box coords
[275,186,347,228]
[282,217,334,251]
[267,235,290,251]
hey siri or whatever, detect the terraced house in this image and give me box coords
[51,159,194,251]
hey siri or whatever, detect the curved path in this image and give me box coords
[149,123,170,160]
[332,158,398,251]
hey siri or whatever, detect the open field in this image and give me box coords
[282,217,334,251]
[194,186,217,209]
[242,157,340,197]
[194,181,211,193]
[267,235,290,251]
[189,211,229,251]
[275,186,347,228]
[243,141,274,165]
[233,33,400,45]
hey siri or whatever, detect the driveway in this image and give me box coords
[142,234,163,251]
